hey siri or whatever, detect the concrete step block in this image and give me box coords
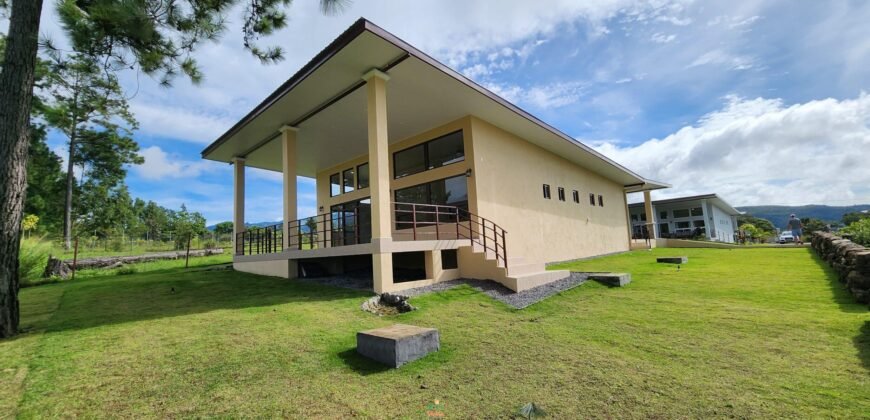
[357,324,440,368]
[588,272,631,287]
[657,256,688,264]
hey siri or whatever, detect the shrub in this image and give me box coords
[116,265,138,275]
[108,237,127,252]
[19,238,52,285]
[203,239,217,249]
[841,218,870,246]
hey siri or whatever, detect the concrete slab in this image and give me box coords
[357,324,440,368]
[588,273,631,287]
[657,256,688,264]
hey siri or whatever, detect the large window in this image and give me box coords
[357,163,369,189]
[393,131,464,179]
[673,209,690,218]
[691,207,704,216]
[342,168,355,193]
[329,173,340,197]
[395,175,469,224]
[659,210,668,220]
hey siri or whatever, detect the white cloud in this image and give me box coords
[650,32,676,43]
[688,49,755,70]
[595,93,870,206]
[134,146,219,180]
[487,81,588,109]
[130,102,239,144]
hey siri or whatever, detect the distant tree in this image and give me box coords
[737,215,776,233]
[800,218,827,236]
[40,51,142,249]
[842,212,870,226]
[141,201,169,241]
[841,219,870,246]
[170,204,207,249]
[213,222,234,236]
[23,124,66,233]
[21,214,38,237]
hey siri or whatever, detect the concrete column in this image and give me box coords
[701,199,714,240]
[281,125,298,250]
[232,157,246,251]
[363,68,394,293]
[424,250,443,282]
[643,191,656,247]
[623,193,633,247]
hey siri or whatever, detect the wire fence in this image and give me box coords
[28,232,234,259]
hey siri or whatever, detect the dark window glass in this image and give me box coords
[673,209,690,218]
[640,213,647,221]
[659,223,670,235]
[395,183,429,205]
[659,211,668,220]
[342,168,355,193]
[427,131,465,169]
[431,175,468,209]
[558,187,565,201]
[631,214,638,221]
[691,207,703,216]
[441,249,458,270]
[393,144,426,179]
[573,190,579,203]
[676,221,690,229]
[589,193,595,205]
[598,195,604,207]
[693,220,706,227]
[394,175,469,226]
[393,131,465,179]
[543,184,551,199]
[357,163,369,189]
[329,173,340,197]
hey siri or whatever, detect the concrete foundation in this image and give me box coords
[588,272,631,287]
[657,256,688,264]
[356,324,440,368]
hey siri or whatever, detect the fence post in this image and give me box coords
[185,233,192,268]
[71,238,79,281]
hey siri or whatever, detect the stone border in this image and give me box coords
[810,232,870,305]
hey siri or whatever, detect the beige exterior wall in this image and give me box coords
[468,117,630,264]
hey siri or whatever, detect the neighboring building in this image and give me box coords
[628,194,741,243]
[200,19,667,293]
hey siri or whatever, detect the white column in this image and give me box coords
[643,190,656,247]
[232,157,245,252]
[281,125,298,250]
[363,68,394,293]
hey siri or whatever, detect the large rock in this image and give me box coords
[811,232,870,306]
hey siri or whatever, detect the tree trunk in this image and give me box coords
[63,135,76,250]
[0,0,45,338]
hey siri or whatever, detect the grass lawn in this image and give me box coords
[2,247,867,417]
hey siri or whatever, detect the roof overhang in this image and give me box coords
[201,18,666,189]
[628,193,741,215]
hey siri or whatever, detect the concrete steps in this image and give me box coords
[463,243,569,292]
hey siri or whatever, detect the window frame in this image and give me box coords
[329,173,341,197]
[557,187,566,201]
[589,193,596,206]
[598,195,604,207]
[543,184,551,199]
[342,168,355,194]
[572,190,580,203]
[356,162,369,189]
[392,130,465,179]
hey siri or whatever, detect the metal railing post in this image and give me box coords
[455,207,460,240]
[412,204,417,241]
[435,206,440,240]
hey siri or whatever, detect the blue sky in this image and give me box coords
[22,0,870,224]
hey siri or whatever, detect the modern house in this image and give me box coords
[200,18,667,293]
[628,194,741,243]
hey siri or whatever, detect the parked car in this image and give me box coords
[778,231,794,244]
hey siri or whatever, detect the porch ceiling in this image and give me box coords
[202,18,661,187]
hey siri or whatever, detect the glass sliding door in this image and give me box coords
[330,198,371,246]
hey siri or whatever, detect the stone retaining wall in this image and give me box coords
[811,232,870,304]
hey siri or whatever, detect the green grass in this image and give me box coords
[1,248,867,417]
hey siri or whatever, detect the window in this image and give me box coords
[329,173,340,197]
[558,187,566,201]
[659,211,668,220]
[572,190,579,203]
[631,214,638,221]
[393,144,426,179]
[676,221,691,229]
[543,184,551,199]
[589,193,596,205]
[691,207,703,216]
[598,195,604,207]
[693,220,706,227]
[640,213,647,222]
[395,175,469,226]
[393,131,464,178]
[342,168,355,193]
[441,249,458,270]
[659,223,670,235]
[356,163,369,189]
[673,209,690,218]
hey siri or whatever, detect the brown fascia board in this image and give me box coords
[201,18,650,187]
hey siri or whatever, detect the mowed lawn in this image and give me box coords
[1,248,868,418]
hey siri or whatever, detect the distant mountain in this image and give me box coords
[736,204,870,228]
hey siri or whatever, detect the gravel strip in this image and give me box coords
[300,272,591,309]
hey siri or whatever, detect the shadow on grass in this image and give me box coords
[336,348,392,375]
[32,267,372,334]
[807,250,867,314]
[857,321,870,374]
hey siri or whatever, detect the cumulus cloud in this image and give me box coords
[650,33,677,43]
[486,81,588,109]
[134,146,220,180]
[595,93,870,206]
